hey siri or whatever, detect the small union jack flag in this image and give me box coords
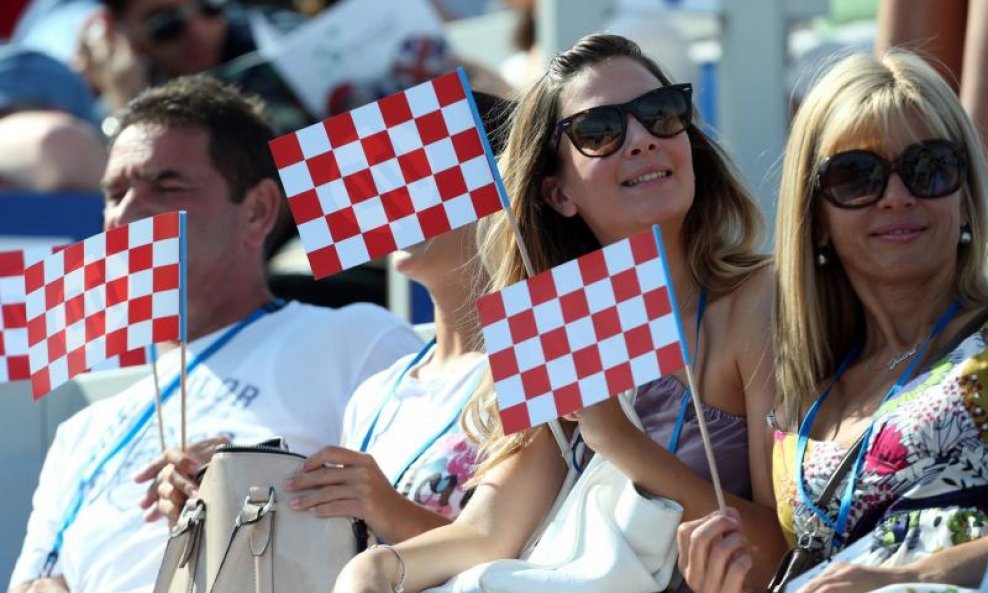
[269,67,505,279]
[477,227,688,434]
[24,212,186,398]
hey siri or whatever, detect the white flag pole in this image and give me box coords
[180,342,187,452]
[151,348,166,452]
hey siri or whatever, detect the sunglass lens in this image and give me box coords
[199,0,224,17]
[570,108,624,156]
[900,141,964,198]
[822,152,886,207]
[147,9,186,43]
[638,89,689,138]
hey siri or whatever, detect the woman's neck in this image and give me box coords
[661,231,701,315]
[414,274,482,379]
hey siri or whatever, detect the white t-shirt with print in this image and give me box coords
[10,301,422,593]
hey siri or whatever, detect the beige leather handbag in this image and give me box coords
[152,439,358,593]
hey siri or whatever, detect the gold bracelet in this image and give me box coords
[368,544,406,593]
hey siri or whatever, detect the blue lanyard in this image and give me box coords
[42,300,284,577]
[358,338,481,488]
[668,288,708,454]
[795,299,960,550]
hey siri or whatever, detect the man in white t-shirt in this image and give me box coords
[8,76,421,593]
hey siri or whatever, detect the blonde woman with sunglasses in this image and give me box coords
[334,33,786,593]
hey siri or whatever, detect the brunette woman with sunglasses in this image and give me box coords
[333,33,787,593]
[678,51,988,593]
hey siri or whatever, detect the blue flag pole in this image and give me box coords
[178,210,189,452]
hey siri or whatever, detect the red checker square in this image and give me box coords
[470,185,502,218]
[153,316,179,342]
[572,346,603,377]
[67,347,88,377]
[106,225,129,255]
[64,295,86,325]
[577,249,608,285]
[8,356,28,380]
[520,366,551,398]
[47,330,66,361]
[105,277,129,306]
[415,111,449,146]
[307,246,342,280]
[62,243,84,273]
[379,93,414,127]
[434,167,467,201]
[27,316,46,345]
[433,72,467,106]
[129,244,153,273]
[342,169,378,204]
[325,209,361,242]
[539,326,570,362]
[288,190,324,225]
[364,227,398,260]
[507,309,538,343]
[106,328,128,357]
[153,264,180,292]
[527,273,558,306]
[324,112,358,147]
[45,277,64,309]
[476,294,507,326]
[559,290,590,322]
[118,347,147,366]
[307,151,341,186]
[360,131,396,166]
[129,295,153,323]
[24,262,45,294]
[656,342,686,374]
[0,332,4,355]
[85,311,105,341]
[592,307,621,340]
[624,324,655,359]
[84,260,105,290]
[0,250,24,276]
[499,403,532,435]
[487,348,520,381]
[451,129,484,161]
[604,363,634,395]
[268,133,304,168]
[380,187,415,221]
[153,212,180,240]
[553,383,584,417]
[611,268,642,304]
[2,303,26,327]
[397,148,430,183]
[417,205,451,238]
[629,230,659,263]
[643,287,672,319]
[31,372,51,400]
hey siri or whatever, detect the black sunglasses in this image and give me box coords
[144,0,225,44]
[551,83,693,158]
[816,139,968,209]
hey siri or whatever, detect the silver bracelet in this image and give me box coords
[368,544,406,593]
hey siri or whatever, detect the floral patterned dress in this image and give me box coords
[773,322,988,569]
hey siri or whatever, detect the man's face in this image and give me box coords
[102,124,247,304]
[118,0,227,76]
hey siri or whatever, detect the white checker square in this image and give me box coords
[584,278,617,314]
[127,217,155,247]
[389,215,426,249]
[83,285,106,316]
[603,240,636,275]
[128,320,152,351]
[128,269,153,299]
[44,306,65,334]
[277,161,315,198]
[0,366,7,383]
[513,336,546,373]
[500,281,532,316]
[494,374,526,408]
[23,248,51,268]
[441,100,475,135]
[630,354,661,386]
[153,289,180,317]
[0,277,24,300]
[442,194,476,228]
[105,302,129,333]
[616,296,648,331]
[480,318,512,354]
[296,122,331,157]
[404,83,441,117]
[46,357,68,388]
[62,268,85,301]
[65,319,86,352]
[407,176,441,210]
[352,198,389,232]
[28,342,48,371]
[649,315,681,349]
[104,251,129,282]
[388,120,423,156]
[335,235,371,270]
[153,238,180,267]
[424,138,458,174]
[333,141,370,177]
[577,372,609,406]
[564,316,596,352]
[26,292,44,320]
[598,333,630,370]
[83,236,106,265]
[532,300,565,333]
[316,179,352,214]
[546,356,578,390]
[638,260,665,293]
[350,103,387,137]
[550,259,584,297]
[85,337,106,367]
[5,327,27,353]
[42,254,64,284]
[460,155,493,191]
[297,218,333,252]
[526,393,560,425]
[370,159,406,195]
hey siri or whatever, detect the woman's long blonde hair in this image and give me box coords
[774,50,988,430]
[462,33,769,479]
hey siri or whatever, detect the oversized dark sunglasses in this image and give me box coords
[550,83,693,158]
[816,139,968,208]
[144,0,225,44]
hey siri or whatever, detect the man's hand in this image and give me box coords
[12,574,69,593]
[134,436,229,525]
[72,9,148,111]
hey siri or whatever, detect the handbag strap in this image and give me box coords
[815,432,865,511]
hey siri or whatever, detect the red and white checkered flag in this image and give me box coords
[24,212,186,398]
[477,227,688,434]
[269,67,505,279]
